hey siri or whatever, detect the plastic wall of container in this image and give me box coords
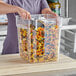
[16,14,60,63]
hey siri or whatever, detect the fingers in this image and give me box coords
[50,11,59,25]
[48,11,58,18]
[17,7,31,20]
[26,12,31,19]
[41,8,59,19]
[42,8,59,25]
[21,12,27,19]
[21,11,31,20]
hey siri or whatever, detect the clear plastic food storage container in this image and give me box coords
[16,14,60,63]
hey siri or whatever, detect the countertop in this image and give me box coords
[0,54,76,76]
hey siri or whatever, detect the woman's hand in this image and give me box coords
[41,8,58,18]
[41,8,59,25]
[16,6,31,19]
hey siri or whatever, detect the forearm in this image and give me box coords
[0,1,18,14]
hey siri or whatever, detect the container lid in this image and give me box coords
[16,14,59,29]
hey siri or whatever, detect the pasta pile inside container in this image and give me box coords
[16,14,60,63]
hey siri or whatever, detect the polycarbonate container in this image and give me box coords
[16,14,60,63]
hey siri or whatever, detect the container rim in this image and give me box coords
[16,14,58,20]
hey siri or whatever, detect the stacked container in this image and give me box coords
[16,14,60,63]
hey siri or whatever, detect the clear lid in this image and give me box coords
[16,14,59,29]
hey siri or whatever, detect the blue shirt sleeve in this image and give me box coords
[41,0,49,9]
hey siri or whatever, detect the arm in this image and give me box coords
[41,0,58,17]
[0,1,31,19]
[0,1,19,14]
